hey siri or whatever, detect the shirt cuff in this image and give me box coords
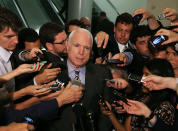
[123,52,133,65]
[148,115,157,127]
[33,77,38,85]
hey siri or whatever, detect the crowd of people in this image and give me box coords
[0,6,178,131]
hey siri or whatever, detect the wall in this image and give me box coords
[147,0,178,26]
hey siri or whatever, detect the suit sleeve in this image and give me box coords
[5,99,59,124]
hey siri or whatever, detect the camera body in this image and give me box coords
[149,35,168,48]
[29,61,47,69]
[106,59,124,64]
[133,14,143,26]
[44,79,65,92]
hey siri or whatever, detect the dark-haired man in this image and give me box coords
[104,12,135,55]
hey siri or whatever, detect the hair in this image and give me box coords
[115,12,134,27]
[17,28,39,49]
[68,28,93,46]
[100,11,106,17]
[144,58,176,110]
[0,7,22,33]
[65,19,84,34]
[130,25,152,44]
[166,42,178,54]
[39,22,64,48]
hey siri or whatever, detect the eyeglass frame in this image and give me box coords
[53,38,67,45]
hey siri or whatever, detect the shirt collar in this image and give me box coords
[0,46,12,62]
[67,60,86,75]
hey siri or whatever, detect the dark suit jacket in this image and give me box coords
[40,62,113,131]
[3,99,59,124]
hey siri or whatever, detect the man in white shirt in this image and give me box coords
[0,7,22,93]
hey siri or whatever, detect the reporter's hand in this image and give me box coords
[123,99,151,118]
[163,8,178,23]
[111,53,129,67]
[142,75,176,91]
[35,63,61,85]
[23,85,51,96]
[15,63,44,75]
[133,8,160,30]
[155,29,178,45]
[112,100,126,114]
[99,100,112,116]
[170,22,178,32]
[25,48,43,61]
[96,31,109,49]
[3,122,35,131]
[56,82,83,107]
[133,8,155,23]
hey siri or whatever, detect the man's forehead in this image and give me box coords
[0,27,17,35]
[55,31,66,39]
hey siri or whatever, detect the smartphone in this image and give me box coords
[24,116,34,124]
[29,61,47,68]
[128,73,144,83]
[106,59,124,64]
[149,35,168,48]
[133,14,143,25]
[98,95,110,111]
[112,90,130,106]
[104,79,115,84]
[158,14,165,20]
[44,79,65,92]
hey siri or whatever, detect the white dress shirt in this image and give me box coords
[0,46,15,93]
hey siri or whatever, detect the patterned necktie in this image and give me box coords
[122,45,127,52]
[74,70,80,80]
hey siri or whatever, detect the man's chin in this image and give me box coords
[58,53,67,58]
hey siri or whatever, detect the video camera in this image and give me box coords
[44,70,70,92]
[44,79,65,92]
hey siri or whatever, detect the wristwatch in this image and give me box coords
[146,111,154,122]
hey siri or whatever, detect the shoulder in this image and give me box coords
[154,101,175,125]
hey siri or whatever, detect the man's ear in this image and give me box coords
[45,42,53,51]
[132,44,136,49]
[66,41,69,52]
[114,26,116,33]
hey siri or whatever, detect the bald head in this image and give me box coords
[67,28,93,68]
[68,28,93,46]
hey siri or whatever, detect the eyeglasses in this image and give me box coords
[53,38,67,45]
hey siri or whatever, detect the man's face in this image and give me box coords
[0,27,18,51]
[67,31,92,68]
[114,22,133,45]
[134,36,151,57]
[166,47,178,70]
[49,31,67,56]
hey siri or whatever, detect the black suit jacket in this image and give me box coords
[40,62,113,131]
[3,99,59,124]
